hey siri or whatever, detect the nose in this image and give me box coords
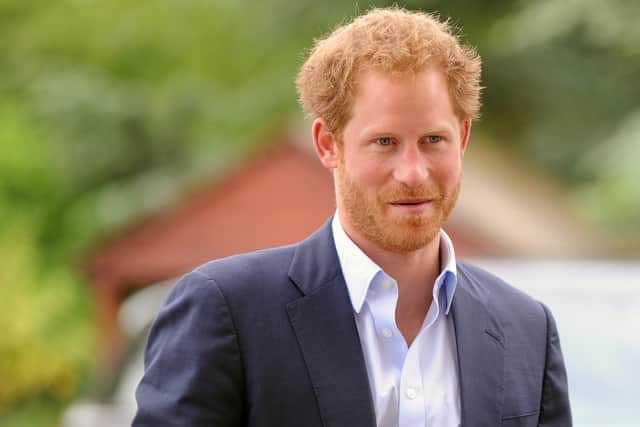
[392,145,428,187]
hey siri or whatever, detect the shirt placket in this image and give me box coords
[368,273,406,363]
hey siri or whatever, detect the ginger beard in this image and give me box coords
[336,154,461,253]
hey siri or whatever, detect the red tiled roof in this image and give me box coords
[86,143,336,289]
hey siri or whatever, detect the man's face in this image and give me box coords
[334,68,470,253]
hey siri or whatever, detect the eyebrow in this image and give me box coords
[359,124,456,139]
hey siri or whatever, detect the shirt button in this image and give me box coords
[406,387,418,400]
[383,280,393,290]
[382,328,392,338]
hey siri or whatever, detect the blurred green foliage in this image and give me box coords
[477,0,640,234]
[1,0,638,425]
[0,223,92,411]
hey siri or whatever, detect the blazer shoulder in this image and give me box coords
[457,261,539,302]
[456,261,547,323]
[197,243,296,276]
[175,243,300,301]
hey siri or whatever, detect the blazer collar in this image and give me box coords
[288,218,343,296]
[452,263,506,426]
[286,218,376,427]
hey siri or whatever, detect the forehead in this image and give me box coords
[356,67,450,102]
[346,68,459,130]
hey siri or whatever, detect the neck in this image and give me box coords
[339,216,442,292]
[339,216,442,346]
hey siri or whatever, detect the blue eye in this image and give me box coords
[377,137,393,146]
[427,136,441,143]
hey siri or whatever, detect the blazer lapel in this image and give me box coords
[452,267,505,427]
[286,219,376,427]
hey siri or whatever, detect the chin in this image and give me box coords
[376,222,441,253]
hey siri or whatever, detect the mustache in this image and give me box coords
[378,185,442,202]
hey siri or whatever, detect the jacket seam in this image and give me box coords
[537,301,552,423]
[502,409,538,420]
[194,270,248,418]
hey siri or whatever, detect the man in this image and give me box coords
[134,7,572,427]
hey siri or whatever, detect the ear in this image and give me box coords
[459,118,472,156]
[312,118,339,169]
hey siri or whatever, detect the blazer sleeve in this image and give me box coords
[537,303,572,427]
[133,270,245,427]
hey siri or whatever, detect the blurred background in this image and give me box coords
[1,0,639,426]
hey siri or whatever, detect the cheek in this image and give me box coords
[343,153,389,187]
[358,164,389,187]
[432,156,462,186]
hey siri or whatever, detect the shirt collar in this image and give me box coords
[437,228,458,315]
[332,214,380,314]
[331,212,458,315]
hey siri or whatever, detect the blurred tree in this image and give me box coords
[479,0,640,234]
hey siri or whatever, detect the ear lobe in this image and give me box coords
[460,118,472,155]
[312,118,339,169]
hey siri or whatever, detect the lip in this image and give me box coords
[388,199,434,214]
[390,198,432,205]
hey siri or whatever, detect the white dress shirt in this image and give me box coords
[332,214,461,427]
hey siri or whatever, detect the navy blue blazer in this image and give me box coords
[133,219,572,426]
